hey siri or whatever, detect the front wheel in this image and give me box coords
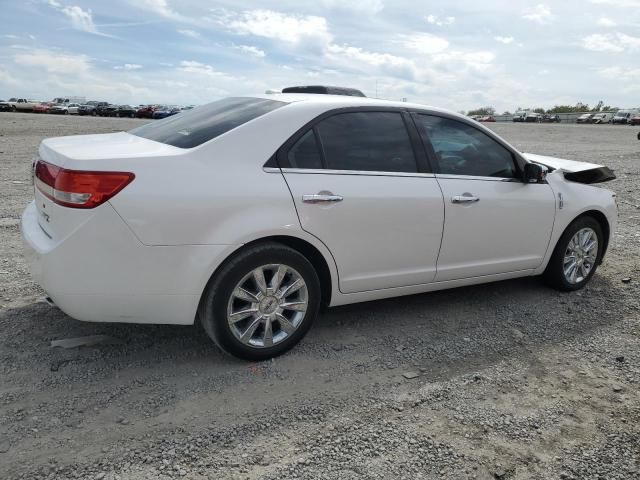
[543,216,603,291]
[198,243,321,360]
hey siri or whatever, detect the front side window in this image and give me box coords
[417,115,517,178]
[129,97,286,148]
[314,112,418,173]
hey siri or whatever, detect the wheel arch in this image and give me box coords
[574,209,610,262]
[197,235,335,318]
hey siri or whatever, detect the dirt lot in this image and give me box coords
[1,112,639,480]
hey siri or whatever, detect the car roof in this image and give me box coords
[253,92,470,121]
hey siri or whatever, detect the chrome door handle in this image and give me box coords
[302,194,344,203]
[451,195,480,203]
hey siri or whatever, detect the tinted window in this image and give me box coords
[129,97,286,148]
[418,115,517,178]
[288,130,323,169]
[315,112,417,173]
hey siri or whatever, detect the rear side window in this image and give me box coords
[129,97,286,148]
[314,112,417,173]
[288,130,323,169]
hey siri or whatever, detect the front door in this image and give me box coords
[280,110,445,293]
[414,114,556,281]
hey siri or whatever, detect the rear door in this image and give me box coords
[414,113,556,281]
[280,109,444,294]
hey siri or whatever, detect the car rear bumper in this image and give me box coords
[21,200,236,325]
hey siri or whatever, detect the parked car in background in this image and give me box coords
[478,115,496,122]
[513,111,541,122]
[576,113,594,124]
[94,103,113,116]
[49,104,69,115]
[469,115,481,122]
[629,113,640,126]
[33,102,55,113]
[67,103,80,115]
[590,113,610,124]
[7,98,38,112]
[116,105,136,118]
[21,92,617,360]
[77,104,97,116]
[542,114,561,123]
[152,105,181,119]
[136,104,156,118]
[0,101,14,112]
[98,104,119,117]
[612,110,633,124]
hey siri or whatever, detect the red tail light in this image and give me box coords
[35,160,134,209]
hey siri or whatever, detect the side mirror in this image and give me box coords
[523,163,548,183]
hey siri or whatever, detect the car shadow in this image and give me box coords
[0,273,625,381]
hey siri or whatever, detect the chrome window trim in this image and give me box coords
[280,168,436,178]
[435,173,522,182]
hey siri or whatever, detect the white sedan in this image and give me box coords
[21,92,617,360]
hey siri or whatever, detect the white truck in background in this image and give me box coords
[52,96,86,105]
[6,98,39,112]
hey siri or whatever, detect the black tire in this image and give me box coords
[198,242,321,360]
[543,216,604,291]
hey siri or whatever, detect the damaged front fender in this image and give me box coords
[523,153,616,184]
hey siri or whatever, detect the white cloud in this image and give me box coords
[598,65,640,80]
[320,0,384,14]
[523,4,554,24]
[0,69,19,85]
[597,17,617,27]
[590,0,640,6]
[326,44,417,79]
[425,14,455,26]
[179,60,227,78]
[1,34,19,39]
[114,63,143,70]
[61,5,98,34]
[220,10,332,47]
[234,45,266,57]
[14,49,91,74]
[136,0,182,20]
[177,29,200,39]
[494,36,514,44]
[400,33,449,54]
[433,50,496,71]
[583,33,640,52]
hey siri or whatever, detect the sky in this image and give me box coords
[0,0,639,112]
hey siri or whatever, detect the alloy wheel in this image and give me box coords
[563,227,598,284]
[227,264,308,348]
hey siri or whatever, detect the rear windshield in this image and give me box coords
[129,97,286,148]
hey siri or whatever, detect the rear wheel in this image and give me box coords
[543,216,603,291]
[199,243,321,360]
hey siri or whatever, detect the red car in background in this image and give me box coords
[33,102,54,113]
[478,115,496,122]
[136,105,157,118]
[629,113,640,126]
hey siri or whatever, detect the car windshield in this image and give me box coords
[129,97,287,148]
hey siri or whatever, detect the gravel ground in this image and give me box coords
[0,112,639,480]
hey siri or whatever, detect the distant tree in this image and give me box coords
[502,111,512,116]
[467,106,496,116]
[457,110,466,115]
[533,108,546,114]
